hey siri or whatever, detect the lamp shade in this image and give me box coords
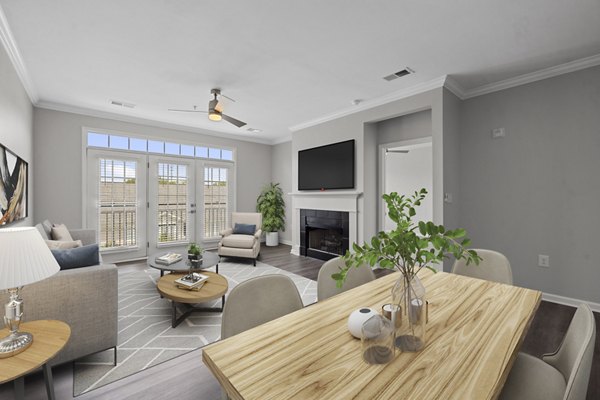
[0,227,60,289]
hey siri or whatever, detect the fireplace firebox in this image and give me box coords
[300,209,349,261]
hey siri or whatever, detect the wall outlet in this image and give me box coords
[492,128,505,139]
[538,254,550,268]
[444,193,453,203]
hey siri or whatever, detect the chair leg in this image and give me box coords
[113,347,117,366]
[253,258,256,266]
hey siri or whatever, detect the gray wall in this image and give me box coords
[459,65,600,303]
[376,109,432,145]
[33,108,272,229]
[0,43,33,226]
[271,141,292,243]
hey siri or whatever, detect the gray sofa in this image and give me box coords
[0,221,118,366]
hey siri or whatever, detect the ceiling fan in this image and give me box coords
[169,88,247,128]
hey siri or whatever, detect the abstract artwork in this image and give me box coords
[0,143,28,225]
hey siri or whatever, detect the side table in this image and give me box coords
[0,320,71,400]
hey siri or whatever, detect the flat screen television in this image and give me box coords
[298,139,355,190]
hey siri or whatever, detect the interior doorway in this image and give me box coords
[378,137,433,231]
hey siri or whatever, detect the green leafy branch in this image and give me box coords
[256,182,286,232]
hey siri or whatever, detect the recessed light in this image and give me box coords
[247,128,262,133]
[351,99,362,106]
[110,99,136,109]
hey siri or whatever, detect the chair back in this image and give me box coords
[317,257,375,301]
[451,249,513,285]
[221,275,303,339]
[542,304,596,400]
[231,212,262,232]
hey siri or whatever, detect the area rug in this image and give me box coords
[72,260,317,396]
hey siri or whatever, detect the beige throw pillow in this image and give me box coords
[51,224,74,241]
[45,240,83,250]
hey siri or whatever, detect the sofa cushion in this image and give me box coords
[46,240,83,250]
[52,224,74,241]
[221,234,256,249]
[42,220,53,238]
[51,244,100,270]
[36,223,50,240]
[233,223,256,235]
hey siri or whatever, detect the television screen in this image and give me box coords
[298,139,355,190]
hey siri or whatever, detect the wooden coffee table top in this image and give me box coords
[0,320,71,384]
[157,271,228,303]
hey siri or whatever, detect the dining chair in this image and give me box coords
[499,303,596,400]
[317,256,375,301]
[221,274,304,339]
[451,248,513,285]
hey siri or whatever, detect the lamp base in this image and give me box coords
[0,331,33,358]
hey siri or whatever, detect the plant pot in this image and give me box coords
[188,253,202,268]
[266,232,279,247]
[391,274,426,352]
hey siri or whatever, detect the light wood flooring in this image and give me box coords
[0,244,597,399]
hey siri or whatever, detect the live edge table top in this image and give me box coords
[202,269,541,400]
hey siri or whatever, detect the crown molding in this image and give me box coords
[36,101,276,145]
[463,53,600,99]
[270,136,292,145]
[289,76,447,132]
[0,5,38,104]
[442,76,466,100]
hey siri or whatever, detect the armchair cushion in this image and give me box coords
[220,228,233,237]
[233,223,256,235]
[221,234,256,249]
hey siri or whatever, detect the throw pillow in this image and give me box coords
[233,223,256,235]
[51,244,100,270]
[51,224,74,241]
[45,240,83,250]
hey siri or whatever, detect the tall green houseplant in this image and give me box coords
[256,182,285,246]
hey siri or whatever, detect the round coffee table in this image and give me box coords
[149,251,220,277]
[156,271,228,328]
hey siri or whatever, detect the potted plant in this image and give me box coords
[334,189,480,352]
[187,243,203,268]
[256,182,285,246]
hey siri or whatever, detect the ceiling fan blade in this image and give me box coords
[215,101,224,113]
[168,108,207,113]
[221,113,247,128]
[219,93,236,102]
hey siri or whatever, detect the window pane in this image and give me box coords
[109,135,128,150]
[204,167,228,238]
[129,138,147,152]
[88,132,109,147]
[181,144,194,157]
[196,146,208,158]
[208,148,221,159]
[99,158,137,249]
[165,142,180,155]
[157,162,189,244]
[221,149,233,161]
[148,140,164,153]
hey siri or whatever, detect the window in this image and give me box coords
[181,144,194,157]
[109,135,128,150]
[221,149,233,161]
[98,159,137,249]
[130,138,147,152]
[208,148,221,159]
[204,167,229,238]
[165,142,180,155]
[157,163,189,244]
[148,140,164,153]
[196,146,208,158]
[88,132,108,147]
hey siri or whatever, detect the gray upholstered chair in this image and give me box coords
[317,256,375,301]
[218,212,262,266]
[221,275,303,339]
[451,248,513,285]
[500,304,596,400]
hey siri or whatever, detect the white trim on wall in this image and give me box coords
[0,4,38,103]
[543,291,600,313]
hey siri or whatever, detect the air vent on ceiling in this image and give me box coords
[383,67,414,81]
[110,100,136,109]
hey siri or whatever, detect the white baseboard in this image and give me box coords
[542,292,600,313]
[290,245,300,256]
[280,239,292,246]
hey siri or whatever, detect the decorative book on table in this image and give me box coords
[175,272,209,290]
[155,253,182,265]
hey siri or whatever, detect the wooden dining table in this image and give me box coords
[202,269,541,400]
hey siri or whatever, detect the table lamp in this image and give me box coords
[0,227,60,358]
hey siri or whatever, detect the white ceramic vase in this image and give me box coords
[347,307,378,339]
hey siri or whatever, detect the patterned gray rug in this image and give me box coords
[73,260,317,396]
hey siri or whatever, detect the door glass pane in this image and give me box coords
[99,159,137,249]
[157,163,188,244]
[204,167,228,238]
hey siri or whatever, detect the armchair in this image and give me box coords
[218,212,262,266]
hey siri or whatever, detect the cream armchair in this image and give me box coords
[218,212,262,266]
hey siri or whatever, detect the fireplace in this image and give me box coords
[300,209,349,261]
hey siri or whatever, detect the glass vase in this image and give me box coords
[361,314,395,364]
[391,274,426,352]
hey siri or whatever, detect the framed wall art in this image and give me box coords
[0,143,28,225]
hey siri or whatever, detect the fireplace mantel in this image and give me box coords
[289,191,363,198]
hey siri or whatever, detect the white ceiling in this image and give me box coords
[1,0,599,144]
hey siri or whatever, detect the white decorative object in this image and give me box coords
[266,232,279,247]
[347,307,377,339]
[0,227,60,358]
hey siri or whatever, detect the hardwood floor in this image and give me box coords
[0,244,597,399]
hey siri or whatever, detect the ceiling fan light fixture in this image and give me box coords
[209,112,222,122]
